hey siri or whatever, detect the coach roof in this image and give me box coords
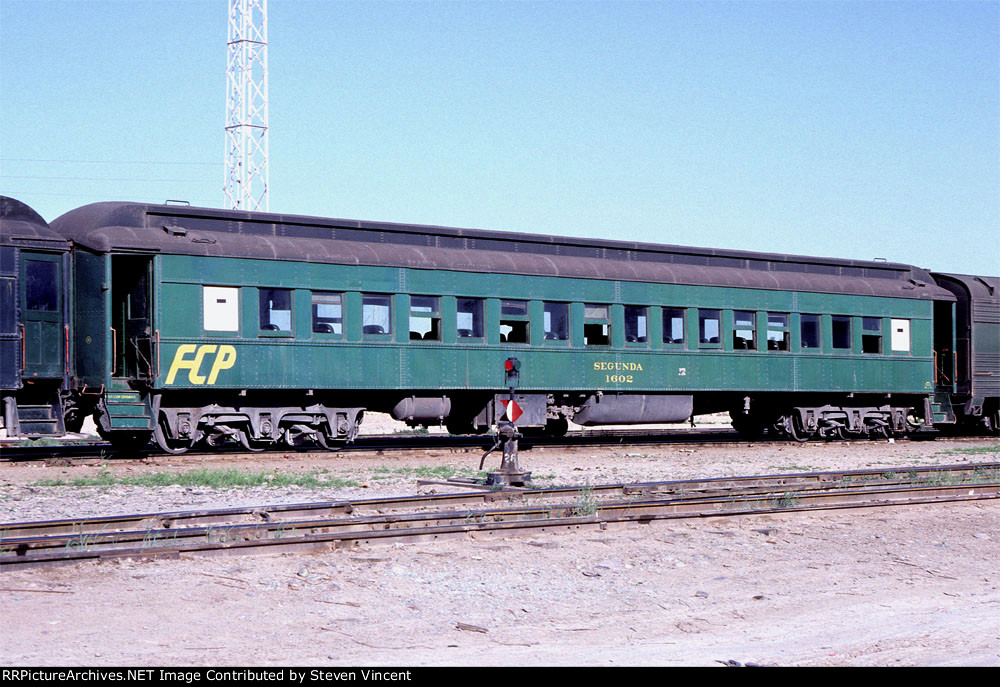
[50,200,953,301]
[0,196,70,250]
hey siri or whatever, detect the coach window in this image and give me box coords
[800,314,821,350]
[662,308,685,346]
[25,260,59,311]
[733,311,756,350]
[312,292,343,336]
[410,296,441,341]
[862,317,882,354]
[766,312,790,351]
[624,306,648,344]
[259,288,292,334]
[698,309,721,348]
[543,301,570,342]
[456,298,485,340]
[584,304,610,346]
[362,294,393,337]
[832,316,852,351]
[500,299,529,344]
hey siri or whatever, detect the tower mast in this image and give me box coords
[224,0,269,211]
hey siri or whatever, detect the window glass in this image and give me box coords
[501,300,528,317]
[733,310,756,350]
[699,309,721,345]
[259,288,292,332]
[456,298,484,339]
[362,294,392,336]
[312,292,343,334]
[832,316,852,350]
[25,260,58,311]
[409,296,440,340]
[543,302,570,341]
[499,299,528,344]
[801,314,821,349]
[584,303,610,346]
[766,312,789,351]
[662,308,685,344]
[624,306,648,343]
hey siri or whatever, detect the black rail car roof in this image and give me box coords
[50,200,953,301]
[0,196,69,250]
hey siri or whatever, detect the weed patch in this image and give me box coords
[31,468,359,490]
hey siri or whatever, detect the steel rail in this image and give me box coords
[3,462,996,539]
[2,464,997,570]
[3,463,996,539]
[0,428,743,462]
[4,427,989,462]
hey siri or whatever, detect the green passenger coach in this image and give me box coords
[44,200,991,453]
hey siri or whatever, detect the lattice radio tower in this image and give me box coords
[224,0,269,211]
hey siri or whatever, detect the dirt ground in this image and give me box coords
[1,417,998,667]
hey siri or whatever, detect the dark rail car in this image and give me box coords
[0,197,73,437]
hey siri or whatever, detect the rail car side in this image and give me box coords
[0,197,73,438]
[44,200,991,452]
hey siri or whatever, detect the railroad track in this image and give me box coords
[0,426,984,463]
[3,462,997,570]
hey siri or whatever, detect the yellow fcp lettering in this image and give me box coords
[207,345,237,384]
[165,344,236,385]
[165,344,199,385]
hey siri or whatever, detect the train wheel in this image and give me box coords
[153,418,195,455]
[238,428,269,453]
[314,431,344,452]
[786,414,810,443]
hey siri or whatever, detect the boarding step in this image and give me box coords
[927,395,956,425]
[2,394,65,437]
[104,390,153,431]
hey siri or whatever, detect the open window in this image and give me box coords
[499,299,529,344]
[584,304,610,346]
[733,311,756,350]
[862,317,882,354]
[766,312,789,351]
[409,296,440,341]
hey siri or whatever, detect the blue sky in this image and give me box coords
[1,0,997,275]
